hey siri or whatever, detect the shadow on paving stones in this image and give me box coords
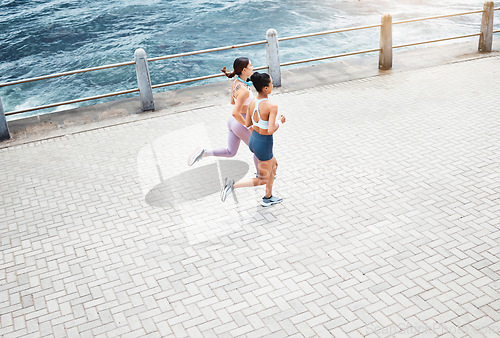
[145,160,249,209]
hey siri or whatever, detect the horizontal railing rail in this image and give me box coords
[393,33,483,49]
[151,65,269,90]
[147,41,268,63]
[393,9,486,25]
[277,23,383,42]
[0,61,136,88]
[280,48,382,68]
[0,2,498,123]
[5,88,140,116]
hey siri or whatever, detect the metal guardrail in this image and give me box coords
[394,33,483,49]
[0,61,136,88]
[277,23,383,42]
[1,4,499,118]
[151,66,269,90]
[148,41,268,63]
[5,88,140,116]
[280,48,383,68]
[392,10,486,24]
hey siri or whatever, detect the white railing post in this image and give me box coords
[0,98,10,141]
[479,1,494,52]
[134,48,155,111]
[266,29,282,87]
[379,14,393,70]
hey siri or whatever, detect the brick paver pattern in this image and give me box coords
[1,56,499,337]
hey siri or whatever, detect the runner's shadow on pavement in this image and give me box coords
[145,160,249,209]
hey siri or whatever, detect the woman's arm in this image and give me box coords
[267,103,285,134]
[232,87,249,125]
[245,105,253,128]
[230,82,235,105]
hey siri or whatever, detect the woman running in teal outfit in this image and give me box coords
[220,72,285,207]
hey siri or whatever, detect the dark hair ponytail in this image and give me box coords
[221,57,250,79]
[221,66,236,78]
[250,72,271,93]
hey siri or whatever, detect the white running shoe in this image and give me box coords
[220,178,234,202]
[188,147,206,166]
[261,195,283,207]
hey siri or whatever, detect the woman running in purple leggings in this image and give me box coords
[188,57,259,173]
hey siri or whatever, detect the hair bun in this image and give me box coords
[249,72,271,93]
[250,72,261,81]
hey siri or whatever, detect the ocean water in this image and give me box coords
[0,0,492,120]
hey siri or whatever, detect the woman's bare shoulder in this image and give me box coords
[264,100,278,110]
[233,82,249,98]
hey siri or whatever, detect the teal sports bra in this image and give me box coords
[252,98,269,129]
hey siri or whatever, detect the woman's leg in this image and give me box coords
[233,158,273,189]
[196,117,258,173]
[260,157,282,206]
[189,117,241,166]
[264,157,278,198]
[231,122,259,173]
[205,128,241,158]
[222,157,281,205]
[231,120,251,145]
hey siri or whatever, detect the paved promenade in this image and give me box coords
[1,55,499,337]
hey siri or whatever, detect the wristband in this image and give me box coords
[275,119,283,128]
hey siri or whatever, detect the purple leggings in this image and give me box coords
[206,115,259,172]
